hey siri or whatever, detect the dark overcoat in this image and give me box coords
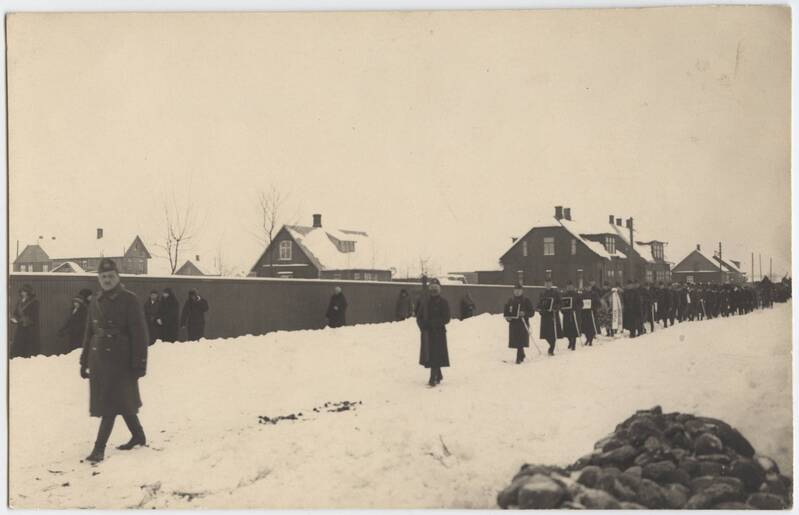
[325,293,348,328]
[537,288,563,341]
[80,284,148,417]
[580,289,600,338]
[504,296,533,349]
[622,288,640,331]
[11,296,40,358]
[656,287,671,320]
[143,298,161,345]
[158,293,180,342]
[181,296,209,341]
[416,294,450,368]
[57,297,89,352]
[560,291,582,338]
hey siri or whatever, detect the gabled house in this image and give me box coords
[175,256,216,276]
[672,245,746,284]
[492,206,672,287]
[249,214,392,281]
[14,228,152,274]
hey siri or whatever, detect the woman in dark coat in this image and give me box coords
[504,282,533,364]
[416,278,450,387]
[57,289,92,353]
[395,289,413,321]
[560,281,582,350]
[325,286,348,328]
[537,281,563,356]
[158,288,180,342]
[143,290,161,346]
[10,284,40,358]
[181,289,209,341]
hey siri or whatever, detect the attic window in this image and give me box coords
[653,243,664,260]
[340,241,355,253]
[279,240,292,260]
[604,236,615,254]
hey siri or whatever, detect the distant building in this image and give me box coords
[12,228,152,274]
[50,261,86,273]
[249,214,392,281]
[672,245,746,284]
[175,256,216,276]
[486,206,671,287]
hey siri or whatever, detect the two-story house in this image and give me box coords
[249,214,392,281]
[672,245,746,284]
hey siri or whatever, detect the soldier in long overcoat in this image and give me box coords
[143,290,161,346]
[10,284,40,358]
[416,278,450,387]
[537,280,562,356]
[622,281,641,338]
[325,286,348,328]
[158,288,180,342]
[560,281,581,350]
[504,282,534,363]
[580,283,600,346]
[80,258,148,463]
[58,289,92,353]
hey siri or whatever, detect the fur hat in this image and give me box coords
[429,278,441,286]
[20,283,34,295]
[98,258,118,273]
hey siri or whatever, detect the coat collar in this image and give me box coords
[98,283,122,300]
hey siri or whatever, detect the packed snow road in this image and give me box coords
[9,302,793,508]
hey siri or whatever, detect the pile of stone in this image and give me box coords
[497,406,792,509]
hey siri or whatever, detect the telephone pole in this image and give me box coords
[759,254,762,281]
[751,252,754,284]
[770,257,772,281]
[718,242,723,284]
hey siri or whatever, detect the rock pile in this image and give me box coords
[497,406,792,509]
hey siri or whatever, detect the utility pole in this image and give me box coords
[627,217,635,282]
[718,242,723,284]
[759,254,762,281]
[770,257,772,281]
[751,252,754,284]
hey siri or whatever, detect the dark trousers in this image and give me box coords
[94,414,142,448]
[585,334,594,346]
[567,337,577,350]
[429,367,443,382]
[516,348,526,363]
[546,338,556,355]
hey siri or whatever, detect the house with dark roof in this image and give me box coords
[487,206,672,287]
[672,245,746,284]
[249,214,392,281]
[13,228,152,274]
[175,256,216,276]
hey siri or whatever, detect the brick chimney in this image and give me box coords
[196,255,200,261]
[615,218,622,226]
[563,208,572,221]
[511,237,518,243]
[625,219,632,229]
[96,228,103,239]
[696,244,701,251]
[312,214,322,228]
[608,215,614,224]
[555,206,563,220]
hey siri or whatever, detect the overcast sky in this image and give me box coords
[7,7,791,278]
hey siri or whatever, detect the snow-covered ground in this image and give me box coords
[9,302,793,509]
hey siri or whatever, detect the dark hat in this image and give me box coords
[188,288,198,295]
[97,258,118,273]
[78,288,93,300]
[429,278,441,286]
[20,283,34,295]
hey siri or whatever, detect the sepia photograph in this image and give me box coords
[4,2,794,510]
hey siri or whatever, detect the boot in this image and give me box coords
[117,429,146,450]
[85,445,105,463]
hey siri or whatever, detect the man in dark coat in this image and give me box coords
[158,288,180,342]
[581,283,601,346]
[460,292,477,320]
[537,280,562,356]
[561,281,581,350]
[80,258,148,463]
[638,282,652,335]
[58,289,92,353]
[181,289,209,341]
[622,280,641,338]
[656,282,671,327]
[395,289,413,321]
[504,282,533,363]
[416,278,450,387]
[10,284,40,358]
[668,283,680,326]
[325,286,348,328]
[143,290,161,346]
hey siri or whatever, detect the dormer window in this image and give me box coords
[604,236,615,254]
[340,241,355,253]
[653,243,664,260]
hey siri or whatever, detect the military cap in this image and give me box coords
[97,258,118,273]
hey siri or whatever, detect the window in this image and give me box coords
[277,271,294,278]
[340,241,355,253]
[577,269,584,289]
[646,270,653,283]
[605,236,615,254]
[364,272,373,281]
[606,268,613,280]
[687,275,695,284]
[653,243,664,261]
[545,269,552,282]
[517,270,524,284]
[333,273,342,280]
[354,272,362,280]
[279,240,292,260]
[42,264,49,272]
[543,237,555,256]
[522,241,528,257]
[571,239,577,256]
[617,270,624,284]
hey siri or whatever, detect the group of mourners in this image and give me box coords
[9,281,210,359]
[409,275,789,386]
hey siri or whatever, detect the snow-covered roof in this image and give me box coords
[177,258,216,276]
[558,219,614,260]
[715,255,744,274]
[39,232,150,260]
[50,261,85,273]
[284,225,388,271]
[635,241,673,265]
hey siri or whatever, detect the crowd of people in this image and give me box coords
[8,281,211,359]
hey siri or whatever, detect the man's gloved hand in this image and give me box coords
[133,368,146,378]
[80,366,90,379]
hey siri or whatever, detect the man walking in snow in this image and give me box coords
[80,258,148,463]
[537,279,562,356]
[561,281,581,350]
[504,282,533,363]
[622,280,641,338]
[325,286,348,328]
[181,289,209,341]
[416,278,450,387]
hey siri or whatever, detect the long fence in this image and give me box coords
[8,273,544,357]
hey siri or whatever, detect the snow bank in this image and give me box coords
[8,303,793,508]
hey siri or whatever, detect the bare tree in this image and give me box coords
[156,192,199,275]
[254,185,289,248]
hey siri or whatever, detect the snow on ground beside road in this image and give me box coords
[9,302,793,508]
